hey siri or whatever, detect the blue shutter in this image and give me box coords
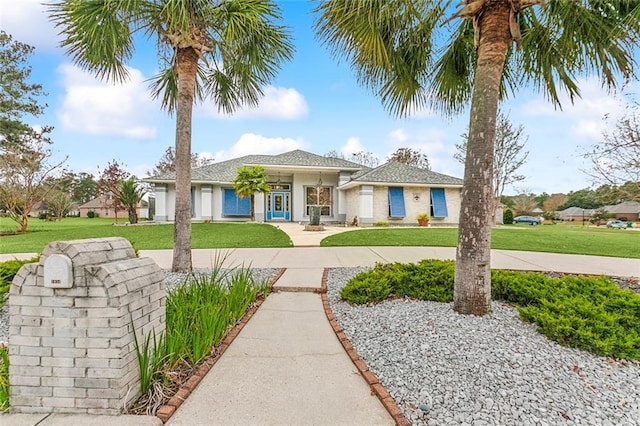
[430,188,448,218]
[388,187,406,218]
[223,189,251,216]
[237,195,251,216]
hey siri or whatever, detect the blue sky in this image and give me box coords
[2,0,638,194]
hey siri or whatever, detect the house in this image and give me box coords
[601,201,640,221]
[79,194,145,219]
[557,206,595,221]
[145,149,463,226]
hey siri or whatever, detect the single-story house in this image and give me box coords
[79,194,147,219]
[145,149,463,226]
[602,201,640,221]
[557,206,595,221]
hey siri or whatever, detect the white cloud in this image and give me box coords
[0,0,60,51]
[57,63,157,139]
[339,137,366,156]
[199,86,309,120]
[213,133,307,161]
[521,77,632,142]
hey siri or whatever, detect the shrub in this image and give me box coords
[0,256,40,308]
[86,210,99,218]
[373,221,389,227]
[341,261,640,360]
[503,208,514,224]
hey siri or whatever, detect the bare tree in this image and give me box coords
[542,193,568,213]
[583,105,640,201]
[512,192,538,216]
[456,113,529,223]
[0,136,66,232]
[97,160,130,223]
[325,150,379,167]
[387,147,430,169]
[46,188,72,220]
[148,146,214,176]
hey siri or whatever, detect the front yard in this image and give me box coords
[321,223,640,258]
[0,217,293,253]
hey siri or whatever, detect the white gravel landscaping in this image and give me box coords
[326,267,640,426]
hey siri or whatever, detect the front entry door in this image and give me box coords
[267,192,290,221]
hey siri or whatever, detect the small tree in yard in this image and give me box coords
[118,179,146,224]
[0,138,66,232]
[46,188,72,220]
[503,209,513,225]
[97,160,130,223]
[233,166,271,222]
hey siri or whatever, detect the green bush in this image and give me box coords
[503,208,514,224]
[341,260,454,304]
[340,261,640,361]
[86,211,99,218]
[0,256,40,308]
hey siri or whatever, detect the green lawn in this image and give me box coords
[0,217,293,253]
[321,224,640,258]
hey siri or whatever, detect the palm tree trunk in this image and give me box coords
[172,47,198,272]
[454,3,511,316]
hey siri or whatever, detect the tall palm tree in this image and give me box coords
[233,165,271,221]
[315,0,640,315]
[48,0,294,272]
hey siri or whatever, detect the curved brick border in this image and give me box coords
[155,267,287,423]
[320,268,411,426]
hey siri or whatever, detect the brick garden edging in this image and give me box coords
[155,267,286,423]
[321,268,411,426]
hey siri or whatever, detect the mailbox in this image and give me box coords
[43,254,73,288]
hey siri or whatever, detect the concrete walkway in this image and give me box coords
[166,269,392,425]
[138,247,639,279]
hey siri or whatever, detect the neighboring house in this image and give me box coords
[557,206,595,221]
[79,194,144,219]
[601,201,640,221]
[145,149,463,226]
[28,200,48,218]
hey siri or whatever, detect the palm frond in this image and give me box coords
[47,0,144,82]
[200,0,294,115]
[315,0,455,118]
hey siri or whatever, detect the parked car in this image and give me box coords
[606,219,627,229]
[513,215,542,225]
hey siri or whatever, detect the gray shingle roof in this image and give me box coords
[347,162,463,186]
[145,150,364,183]
[602,201,640,214]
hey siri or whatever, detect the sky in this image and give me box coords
[1,0,638,195]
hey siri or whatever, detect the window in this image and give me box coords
[223,188,251,216]
[430,188,448,218]
[305,186,332,216]
[388,187,406,218]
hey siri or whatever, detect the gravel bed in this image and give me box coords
[0,268,280,345]
[326,268,640,426]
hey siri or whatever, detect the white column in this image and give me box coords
[201,185,213,220]
[154,184,168,221]
[358,185,374,225]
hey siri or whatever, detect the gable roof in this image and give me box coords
[145,150,364,184]
[340,161,463,189]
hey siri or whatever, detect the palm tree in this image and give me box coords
[118,178,146,224]
[233,166,271,221]
[315,0,640,315]
[48,0,294,272]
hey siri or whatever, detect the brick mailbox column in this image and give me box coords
[9,237,166,414]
